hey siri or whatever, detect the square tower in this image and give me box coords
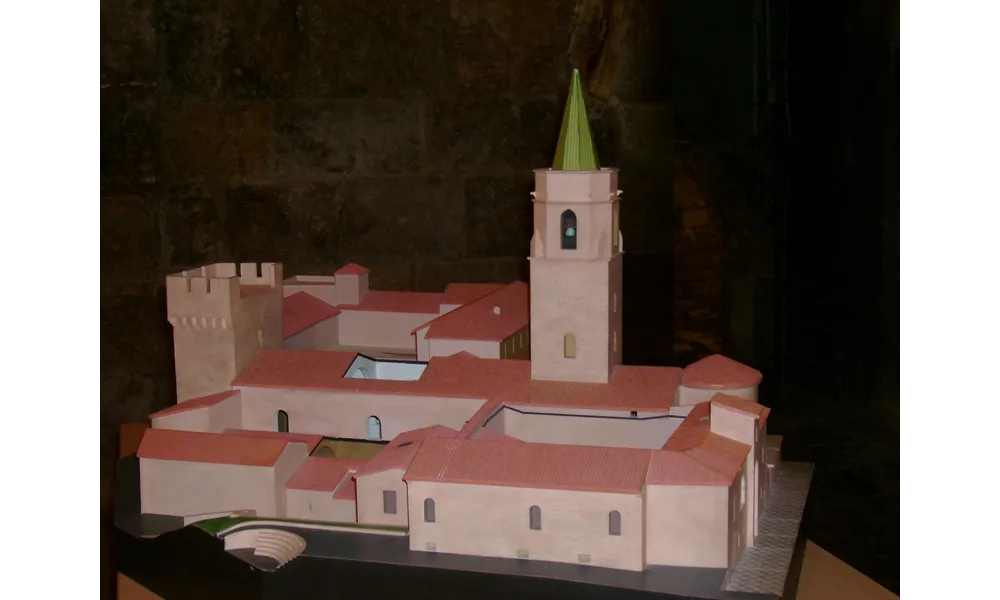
[529,70,623,384]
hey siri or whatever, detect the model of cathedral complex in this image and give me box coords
[136,71,781,575]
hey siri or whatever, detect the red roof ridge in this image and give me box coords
[148,390,239,419]
[355,425,459,476]
[335,263,370,276]
[710,393,771,430]
[285,456,367,492]
[282,291,341,339]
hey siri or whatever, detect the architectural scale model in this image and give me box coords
[117,71,811,599]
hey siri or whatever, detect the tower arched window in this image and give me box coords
[560,210,578,250]
[424,498,436,523]
[563,333,576,358]
[276,410,289,433]
[367,416,382,440]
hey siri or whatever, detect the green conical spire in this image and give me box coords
[552,70,599,171]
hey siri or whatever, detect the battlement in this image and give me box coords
[166,263,284,326]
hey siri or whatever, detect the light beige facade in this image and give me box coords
[285,488,357,523]
[237,387,486,441]
[166,263,284,402]
[139,442,308,518]
[407,481,644,571]
[356,469,409,527]
[528,169,623,385]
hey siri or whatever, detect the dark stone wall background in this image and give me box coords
[101,0,675,498]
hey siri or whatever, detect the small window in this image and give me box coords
[630,410,638,418]
[383,490,397,514]
[424,498,436,523]
[529,505,542,530]
[613,331,617,352]
[257,329,264,347]
[609,510,622,536]
[560,210,578,250]
[613,293,617,313]
[740,474,746,509]
[563,333,576,358]
[367,416,382,440]
[276,410,289,433]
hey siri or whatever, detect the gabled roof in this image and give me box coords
[650,401,751,486]
[136,429,298,467]
[283,291,341,339]
[221,429,324,454]
[552,69,599,171]
[355,425,459,477]
[680,354,763,390]
[420,282,529,342]
[442,283,505,306]
[404,438,652,494]
[148,390,239,419]
[285,457,367,492]
[335,263,369,276]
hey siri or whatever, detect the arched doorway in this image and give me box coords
[366,416,382,440]
[276,410,289,433]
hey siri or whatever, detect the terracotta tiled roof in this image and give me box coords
[339,290,444,315]
[221,429,324,453]
[355,425,458,476]
[332,477,357,500]
[652,403,751,486]
[136,429,298,467]
[148,390,239,419]
[498,364,682,411]
[681,354,763,389]
[442,283,505,306]
[647,450,734,486]
[285,457,367,491]
[231,349,681,410]
[711,393,771,429]
[283,291,341,339]
[422,282,529,341]
[335,263,370,276]
[405,438,652,494]
[232,349,526,400]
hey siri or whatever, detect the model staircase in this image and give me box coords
[252,529,307,569]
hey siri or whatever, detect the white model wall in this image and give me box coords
[284,317,340,351]
[497,407,679,449]
[675,385,757,406]
[427,338,499,360]
[285,489,357,523]
[645,483,731,569]
[237,387,486,441]
[407,480,644,571]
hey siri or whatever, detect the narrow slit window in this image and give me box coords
[529,505,542,530]
[560,210,578,250]
[609,510,622,536]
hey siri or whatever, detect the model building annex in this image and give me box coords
[135,70,783,575]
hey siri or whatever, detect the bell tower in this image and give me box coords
[529,70,624,384]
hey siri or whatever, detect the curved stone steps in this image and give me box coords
[251,529,307,568]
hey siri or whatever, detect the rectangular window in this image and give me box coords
[383,490,397,514]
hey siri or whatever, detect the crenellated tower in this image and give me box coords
[529,70,624,384]
[165,262,284,401]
